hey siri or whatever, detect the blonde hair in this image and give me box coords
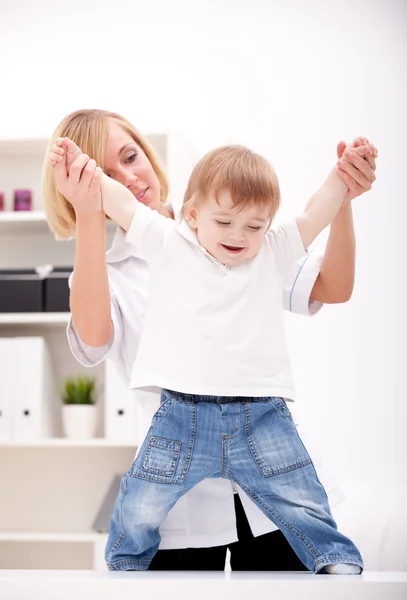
[181,145,280,221]
[42,109,169,239]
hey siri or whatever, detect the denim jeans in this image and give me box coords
[105,390,363,572]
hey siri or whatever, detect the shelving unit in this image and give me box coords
[0,131,194,570]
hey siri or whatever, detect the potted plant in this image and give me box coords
[60,375,98,439]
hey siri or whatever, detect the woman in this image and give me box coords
[43,109,377,570]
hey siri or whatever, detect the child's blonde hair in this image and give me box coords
[181,145,280,221]
[42,109,169,239]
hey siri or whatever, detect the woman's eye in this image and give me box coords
[216,220,231,226]
[125,153,137,164]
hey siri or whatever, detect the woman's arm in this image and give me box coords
[51,143,114,346]
[71,213,114,346]
[310,138,377,303]
[310,204,355,303]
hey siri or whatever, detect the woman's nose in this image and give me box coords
[117,166,138,189]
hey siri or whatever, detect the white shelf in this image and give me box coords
[0,438,137,448]
[0,138,48,155]
[0,210,52,234]
[0,210,116,235]
[0,210,47,222]
[0,312,70,325]
[0,531,106,543]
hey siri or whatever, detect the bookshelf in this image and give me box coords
[0,132,193,570]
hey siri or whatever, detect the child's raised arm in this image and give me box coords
[296,143,373,249]
[50,137,139,231]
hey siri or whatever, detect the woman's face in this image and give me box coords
[103,120,161,212]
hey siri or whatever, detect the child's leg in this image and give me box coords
[228,398,363,574]
[105,390,224,571]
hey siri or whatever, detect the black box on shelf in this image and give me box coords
[0,269,44,312]
[44,267,72,312]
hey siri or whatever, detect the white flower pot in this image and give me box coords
[62,404,98,439]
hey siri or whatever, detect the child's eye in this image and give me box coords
[248,225,261,231]
[215,220,231,226]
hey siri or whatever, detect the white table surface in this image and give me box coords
[0,570,406,600]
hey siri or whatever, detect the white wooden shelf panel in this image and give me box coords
[0,438,137,448]
[0,531,106,543]
[0,312,70,325]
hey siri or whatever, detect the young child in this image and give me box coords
[50,139,367,574]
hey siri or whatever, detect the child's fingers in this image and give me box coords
[347,144,376,170]
[52,144,65,156]
[352,137,378,158]
[49,152,63,166]
[63,137,82,156]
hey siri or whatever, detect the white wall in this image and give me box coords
[1,0,406,568]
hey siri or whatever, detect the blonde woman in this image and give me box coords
[43,109,377,571]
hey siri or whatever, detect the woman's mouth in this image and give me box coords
[136,188,149,203]
[221,244,245,254]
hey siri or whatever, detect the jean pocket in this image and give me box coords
[132,400,196,484]
[142,436,181,477]
[267,396,293,422]
[150,395,178,428]
[244,400,311,478]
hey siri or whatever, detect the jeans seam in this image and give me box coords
[236,480,321,560]
[105,473,129,563]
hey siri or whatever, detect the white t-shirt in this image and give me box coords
[67,220,345,549]
[126,203,305,398]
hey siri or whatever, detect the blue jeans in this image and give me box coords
[105,390,363,572]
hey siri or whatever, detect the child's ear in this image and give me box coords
[187,207,199,229]
[185,198,199,229]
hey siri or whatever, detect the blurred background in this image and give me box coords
[0,0,406,572]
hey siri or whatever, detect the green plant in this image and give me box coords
[61,375,96,405]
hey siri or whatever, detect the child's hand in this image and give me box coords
[48,137,104,217]
[336,137,378,204]
[49,137,87,172]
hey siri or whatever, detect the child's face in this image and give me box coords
[187,191,271,266]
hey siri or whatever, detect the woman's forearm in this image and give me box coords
[70,213,114,346]
[310,203,356,303]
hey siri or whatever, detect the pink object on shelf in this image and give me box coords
[0,191,4,211]
[13,189,32,211]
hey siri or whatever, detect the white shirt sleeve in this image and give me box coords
[266,219,306,275]
[282,248,324,316]
[65,271,123,368]
[125,202,175,263]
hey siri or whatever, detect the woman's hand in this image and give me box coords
[336,137,378,205]
[49,137,104,218]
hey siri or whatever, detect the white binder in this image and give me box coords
[104,360,137,441]
[12,337,60,440]
[0,338,16,441]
